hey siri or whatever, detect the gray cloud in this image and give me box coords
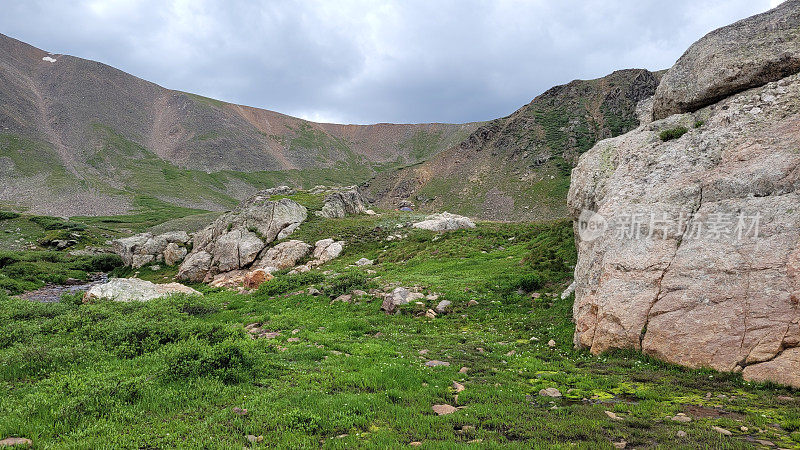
[0,0,781,124]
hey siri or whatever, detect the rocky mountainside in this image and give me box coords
[0,33,476,216]
[363,69,662,220]
[569,0,800,387]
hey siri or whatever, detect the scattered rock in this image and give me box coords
[382,287,414,313]
[548,340,556,348]
[245,434,263,443]
[287,337,300,343]
[539,387,562,398]
[425,360,450,367]
[412,212,476,232]
[307,287,321,296]
[256,240,312,270]
[333,294,352,303]
[83,278,201,302]
[355,257,374,266]
[677,430,687,438]
[243,269,273,289]
[459,367,470,373]
[316,188,367,218]
[409,441,422,446]
[232,407,248,416]
[432,404,457,415]
[605,411,623,421]
[467,300,479,307]
[712,426,732,436]
[612,441,627,449]
[506,350,516,356]
[453,381,465,393]
[311,238,344,265]
[435,300,452,314]
[425,309,437,319]
[671,413,692,423]
[0,437,32,447]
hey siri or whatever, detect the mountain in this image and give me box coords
[0,33,477,216]
[363,69,663,220]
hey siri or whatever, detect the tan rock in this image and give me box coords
[243,269,273,289]
[0,437,32,447]
[432,404,457,415]
[569,68,800,386]
[742,347,800,387]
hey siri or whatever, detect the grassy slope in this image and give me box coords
[0,197,799,448]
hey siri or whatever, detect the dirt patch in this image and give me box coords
[683,405,745,420]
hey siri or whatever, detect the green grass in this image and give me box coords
[1,213,799,447]
[0,251,122,295]
[659,126,689,142]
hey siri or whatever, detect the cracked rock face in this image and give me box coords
[177,196,307,282]
[568,73,800,387]
[652,0,800,120]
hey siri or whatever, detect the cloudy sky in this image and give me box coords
[0,0,786,124]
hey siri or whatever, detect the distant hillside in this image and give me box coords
[363,69,663,220]
[0,33,477,216]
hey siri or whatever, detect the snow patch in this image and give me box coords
[42,56,57,63]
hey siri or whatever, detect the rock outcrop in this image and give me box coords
[177,194,307,282]
[412,212,475,232]
[652,0,800,120]
[83,278,201,302]
[255,240,312,271]
[113,231,190,268]
[316,188,367,218]
[569,8,800,387]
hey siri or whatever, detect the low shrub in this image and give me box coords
[255,271,325,296]
[659,126,688,141]
[0,211,20,220]
[161,338,257,384]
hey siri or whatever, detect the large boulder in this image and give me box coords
[177,195,307,282]
[652,1,800,119]
[83,278,201,302]
[568,71,800,387]
[112,231,190,268]
[412,212,475,232]
[256,240,312,270]
[312,238,344,264]
[316,188,367,218]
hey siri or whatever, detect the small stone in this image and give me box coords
[605,410,622,421]
[539,387,562,397]
[435,300,452,313]
[409,442,422,447]
[777,395,794,402]
[149,265,161,271]
[506,350,516,356]
[677,431,687,438]
[308,287,321,296]
[740,426,748,432]
[671,413,691,423]
[419,349,429,355]
[334,294,352,303]
[613,441,627,449]
[292,329,300,334]
[712,426,732,436]
[425,309,437,319]
[287,337,300,343]
[467,300,479,307]
[425,360,450,367]
[246,435,258,443]
[459,367,470,373]
[232,406,248,416]
[755,439,775,446]
[548,339,556,348]
[453,381,465,393]
[432,404,457,415]
[0,438,32,447]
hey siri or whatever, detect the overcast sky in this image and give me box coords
[0,0,786,124]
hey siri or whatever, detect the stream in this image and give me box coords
[19,273,109,303]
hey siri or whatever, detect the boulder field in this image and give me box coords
[569,0,800,387]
